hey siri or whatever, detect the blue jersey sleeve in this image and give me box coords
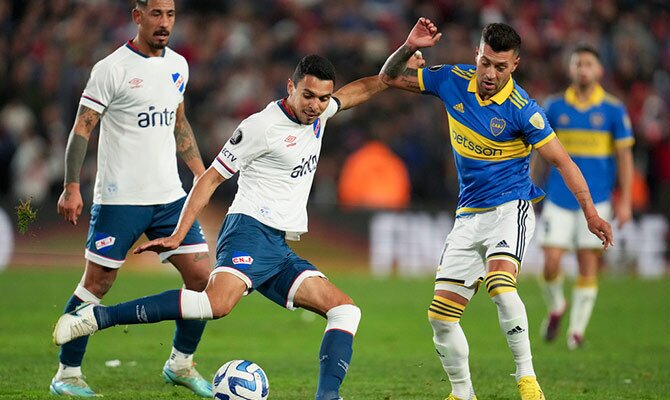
[519,100,556,148]
[418,65,453,97]
[611,103,634,147]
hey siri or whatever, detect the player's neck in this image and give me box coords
[130,36,164,57]
[572,84,597,102]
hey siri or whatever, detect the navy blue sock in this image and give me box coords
[173,319,207,354]
[94,289,182,329]
[59,295,90,367]
[315,330,354,400]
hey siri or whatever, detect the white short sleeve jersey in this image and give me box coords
[212,98,340,239]
[79,41,189,205]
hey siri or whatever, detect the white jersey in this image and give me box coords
[79,41,188,205]
[212,98,340,240]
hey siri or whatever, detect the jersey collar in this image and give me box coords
[564,84,605,110]
[467,75,514,106]
[277,98,301,124]
[125,40,166,58]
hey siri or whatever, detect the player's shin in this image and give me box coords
[485,271,535,380]
[315,304,361,400]
[428,296,474,399]
[94,289,185,329]
[568,276,598,341]
[57,284,101,379]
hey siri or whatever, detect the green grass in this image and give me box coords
[0,269,669,399]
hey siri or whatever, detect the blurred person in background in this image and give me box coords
[51,0,212,397]
[381,18,613,400]
[535,45,634,350]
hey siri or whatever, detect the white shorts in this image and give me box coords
[435,200,535,300]
[539,200,611,250]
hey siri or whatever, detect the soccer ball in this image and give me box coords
[212,359,269,400]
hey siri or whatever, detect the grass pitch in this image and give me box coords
[0,269,668,399]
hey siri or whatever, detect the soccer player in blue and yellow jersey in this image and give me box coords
[537,45,634,350]
[381,19,613,400]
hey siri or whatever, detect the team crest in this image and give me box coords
[589,112,604,128]
[229,129,243,145]
[231,251,254,268]
[312,118,321,139]
[171,72,185,94]
[558,113,570,126]
[490,117,506,136]
[94,232,116,253]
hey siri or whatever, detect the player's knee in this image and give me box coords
[325,304,361,336]
[210,301,234,319]
[427,295,465,333]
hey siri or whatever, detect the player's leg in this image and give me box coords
[538,201,575,341]
[429,216,481,400]
[294,277,359,400]
[51,203,148,397]
[146,198,212,396]
[484,200,544,400]
[567,201,610,349]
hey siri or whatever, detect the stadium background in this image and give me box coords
[0,1,669,399]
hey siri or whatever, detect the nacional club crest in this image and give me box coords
[312,118,321,139]
[490,117,506,136]
[171,72,185,94]
[231,251,254,268]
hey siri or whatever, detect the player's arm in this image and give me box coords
[614,145,634,227]
[57,105,100,225]
[379,17,441,92]
[135,166,225,254]
[174,101,206,178]
[536,137,613,248]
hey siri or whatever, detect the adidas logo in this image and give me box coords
[495,240,510,248]
[507,325,525,335]
[453,103,465,113]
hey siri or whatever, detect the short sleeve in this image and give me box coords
[211,117,269,179]
[321,97,340,120]
[520,100,556,148]
[417,64,452,97]
[80,60,117,113]
[612,103,634,148]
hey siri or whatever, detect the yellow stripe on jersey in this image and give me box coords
[510,90,528,109]
[557,129,615,157]
[428,295,465,322]
[615,137,635,148]
[418,68,426,92]
[484,271,517,297]
[456,194,545,216]
[452,66,474,79]
[447,113,532,161]
[534,132,556,149]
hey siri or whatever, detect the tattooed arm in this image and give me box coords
[174,102,206,178]
[57,105,100,225]
[379,17,442,92]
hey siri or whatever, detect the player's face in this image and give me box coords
[475,42,519,100]
[133,0,175,51]
[286,75,334,125]
[569,52,602,88]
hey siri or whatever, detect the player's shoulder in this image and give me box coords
[164,47,188,65]
[542,92,565,110]
[449,64,476,81]
[90,44,132,74]
[507,80,535,111]
[602,90,625,107]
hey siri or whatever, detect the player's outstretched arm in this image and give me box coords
[379,17,441,92]
[174,102,206,178]
[536,137,614,249]
[57,105,100,225]
[135,166,225,254]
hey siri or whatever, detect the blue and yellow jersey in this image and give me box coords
[544,85,634,209]
[418,64,556,216]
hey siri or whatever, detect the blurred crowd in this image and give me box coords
[1,0,669,218]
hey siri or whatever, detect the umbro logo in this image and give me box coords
[128,78,143,89]
[495,240,510,248]
[453,103,465,113]
[285,135,297,147]
[507,325,525,335]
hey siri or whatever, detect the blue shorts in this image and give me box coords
[85,197,208,269]
[213,214,325,310]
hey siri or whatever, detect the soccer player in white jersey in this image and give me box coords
[51,1,212,397]
[380,19,613,400]
[52,53,424,400]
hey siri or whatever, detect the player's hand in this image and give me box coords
[586,215,614,249]
[57,184,83,225]
[405,17,442,50]
[134,236,181,254]
[614,202,632,229]
[407,50,426,69]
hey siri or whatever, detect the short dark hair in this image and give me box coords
[292,55,336,85]
[571,44,601,61]
[481,23,521,55]
[135,0,147,8]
